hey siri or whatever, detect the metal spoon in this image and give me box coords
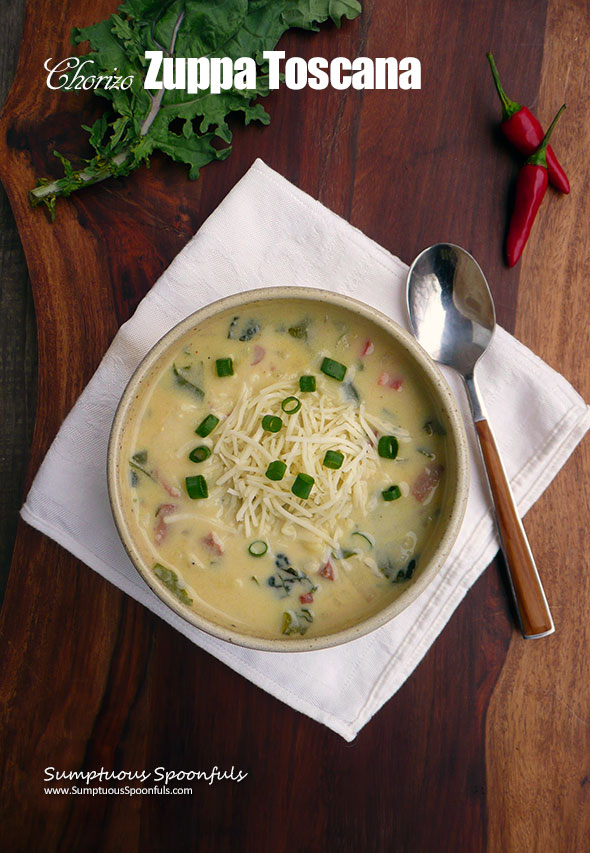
[406,243,554,638]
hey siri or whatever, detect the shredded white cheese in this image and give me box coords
[207,378,399,547]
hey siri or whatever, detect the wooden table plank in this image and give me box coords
[0,0,34,603]
[487,1,590,848]
[1,1,587,850]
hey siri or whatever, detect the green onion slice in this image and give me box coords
[382,485,402,502]
[248,540,268,557]
[323,450,344,469]
[262,415,283,433]
[195,414,219,437]
[321,357,347,382]
[292,473,315,499]
[424,418,446,436]
[299,375,316,392]
[378,435,399,459]
[352,531,375,549]
[188,445,211,463]
[266,460,287,481]
[281,396,301,414]
[186,474,208,499]
[216,357,234,377]
[418,448,435,459]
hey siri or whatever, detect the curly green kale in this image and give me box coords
[30,0,362,218]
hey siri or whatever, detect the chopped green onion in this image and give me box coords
[248,540,268,557]
[292,473,314,499]
[321,357,347,382]
[299,375,316,392]
[266,460,287,481]
[418,448,435,459]
[216,357,233,377]
[382,485,402,502]
[281,396,301,415]
[195,414,219,437]
[378,435,399,459]
[323,450,344,469]
[189,445,211,463]
[262,415,283,433]
[352,531,375,549]
[424,418,446,436]
[185,475,208,499]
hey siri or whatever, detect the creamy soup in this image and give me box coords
[118,298,450,640]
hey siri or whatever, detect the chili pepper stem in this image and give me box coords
[486,52,570,194]
[526,103,566,167]
[486,52,521,120]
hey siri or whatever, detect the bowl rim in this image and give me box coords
[108,285,469,652]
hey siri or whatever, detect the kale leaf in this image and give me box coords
[31,0,361,218]
[267,556,317,598]
[380,557,417,584]
[172,362,204,398]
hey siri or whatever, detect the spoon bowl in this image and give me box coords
[407,244,495,374]
[407,243,554,638]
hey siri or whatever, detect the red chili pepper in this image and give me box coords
[487,53,570,194]
[506,104,566,267]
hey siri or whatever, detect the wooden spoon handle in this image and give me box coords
[475,418,554,638]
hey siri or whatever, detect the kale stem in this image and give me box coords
[29,150,130,202]
[140,92,165,137]
[167,4,186,57]
[141,6,185,136]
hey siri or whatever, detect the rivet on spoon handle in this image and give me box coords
[474,416,554,637]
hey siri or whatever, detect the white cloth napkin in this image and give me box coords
[21,159,590,741]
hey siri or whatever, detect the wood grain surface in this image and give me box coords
[487,2,590,849]
[1,1,589,851]
[0,0,34,603]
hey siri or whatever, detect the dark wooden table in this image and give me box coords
[0,0,34,603]
[2,2,589,850]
